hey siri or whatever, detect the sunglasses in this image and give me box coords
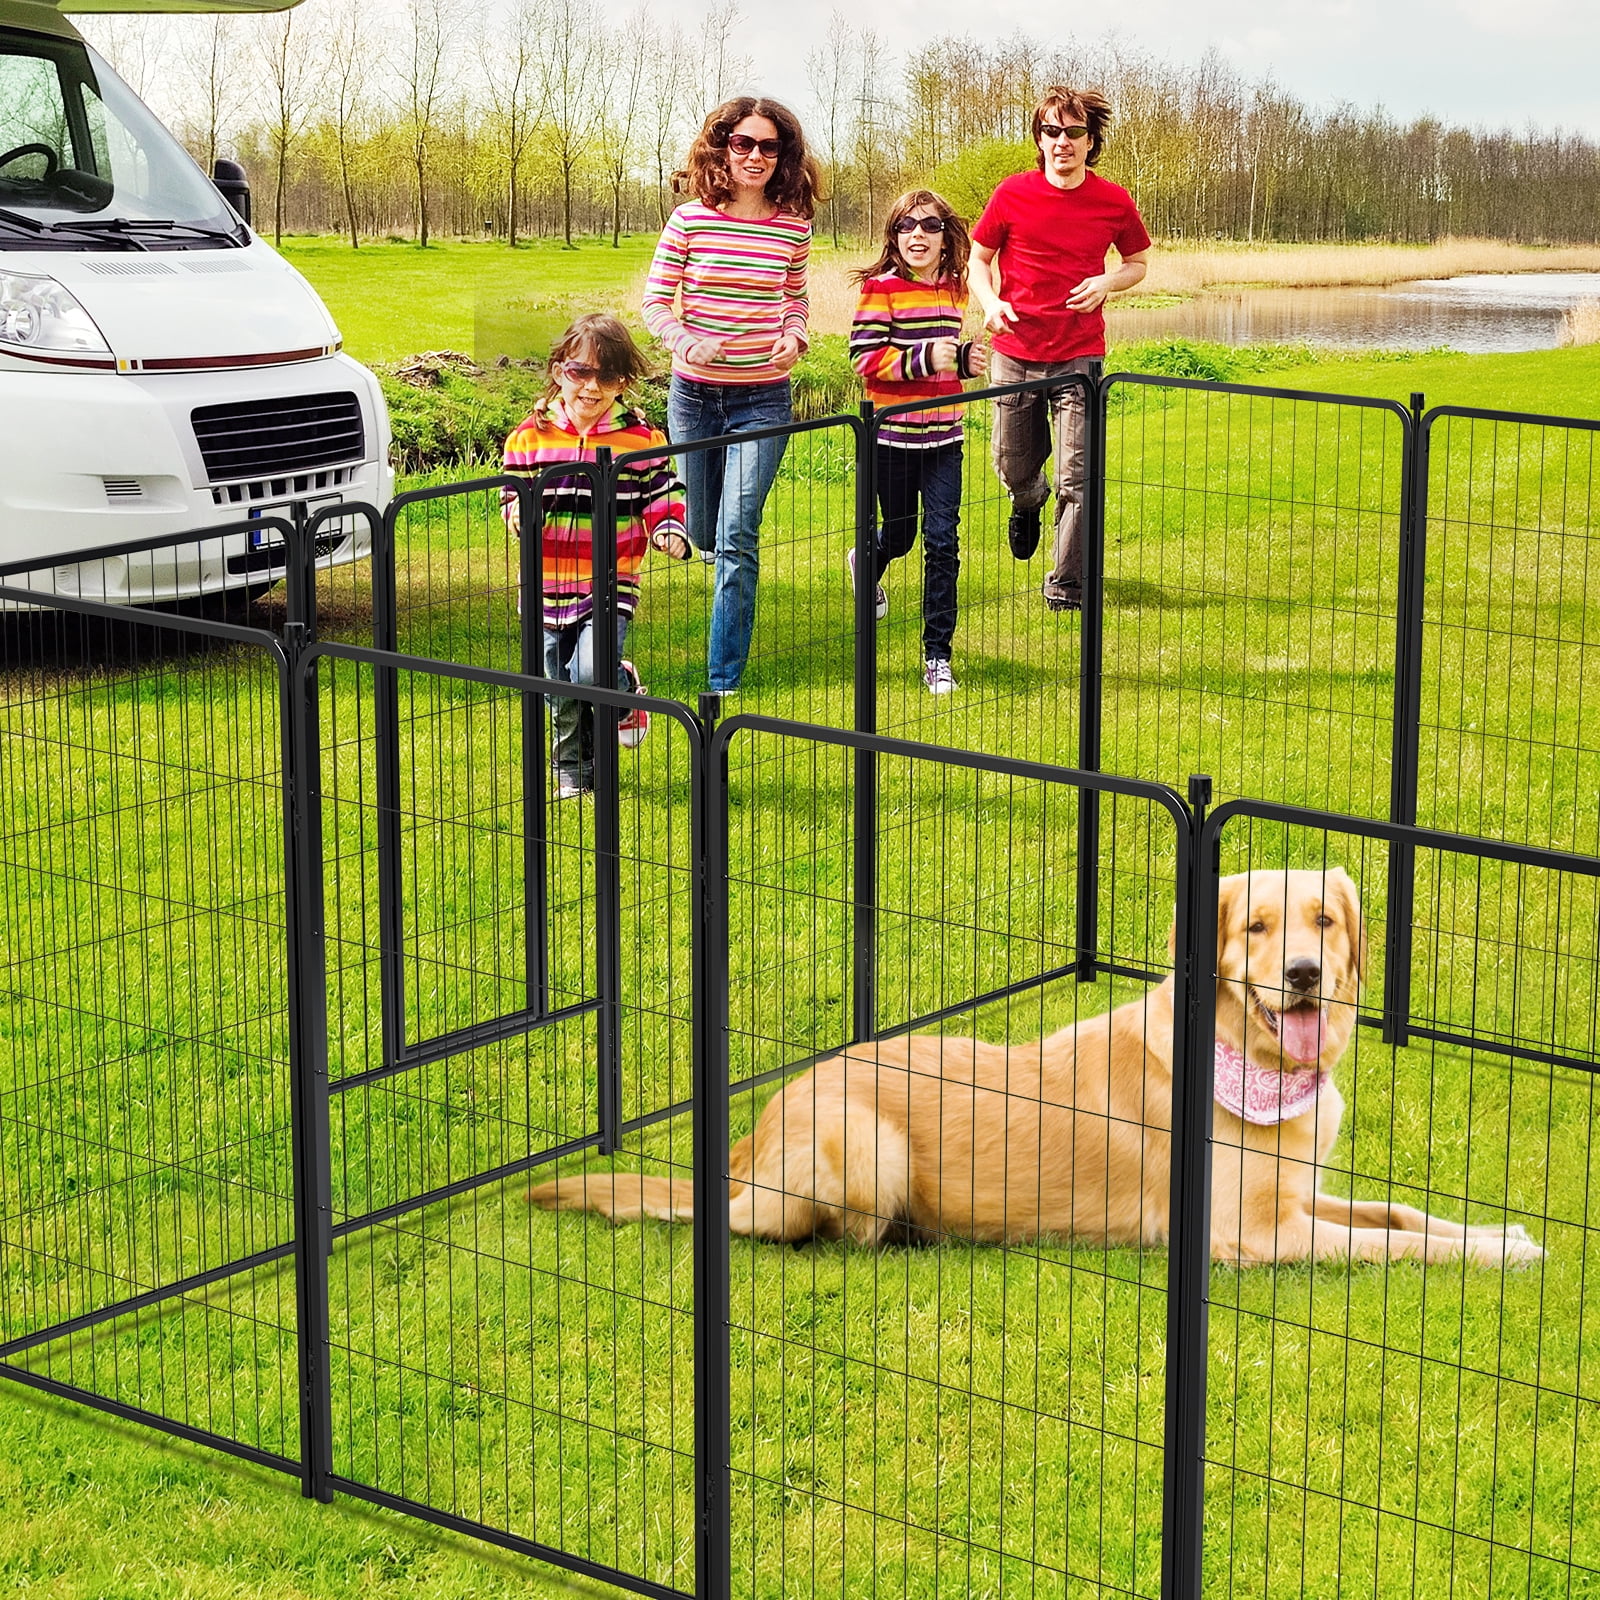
[1040,122,1090,141]
[725,133,782,158]
[893,215,947,235]
[557,361,619,384]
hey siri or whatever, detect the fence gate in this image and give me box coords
[305,640,707,1597]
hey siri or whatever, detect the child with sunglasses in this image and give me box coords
[848,190,986,695]
[502,314,692,799]
[642,96,823,695]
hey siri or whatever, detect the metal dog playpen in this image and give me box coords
[1,372,1596,1599]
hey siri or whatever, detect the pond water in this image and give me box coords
[1105,272,1600,352]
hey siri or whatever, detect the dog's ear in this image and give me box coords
[1213,874,1244,955]
[1328,867,1368,986]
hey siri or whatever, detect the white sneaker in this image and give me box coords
[923,658,957,695]
[846,548,888,621]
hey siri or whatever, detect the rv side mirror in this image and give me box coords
[212,159,251,226]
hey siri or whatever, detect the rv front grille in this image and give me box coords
[191,392,364,484]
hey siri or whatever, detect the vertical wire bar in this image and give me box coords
[517,478,550,1015]
[1076,372,1108,984]
[852,409,879,1044]
[1160,773,1211,1600]
[283,615,333,1503]
[695,721,731,1600]
[1384,396,1428,1045]
[592,452,622,1154]
[372,502,406,1070]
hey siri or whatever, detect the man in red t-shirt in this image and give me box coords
[970,88,1151,611]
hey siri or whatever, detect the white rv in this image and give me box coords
[0,0,390,604]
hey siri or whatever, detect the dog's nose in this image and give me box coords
[1285,957,1321,993]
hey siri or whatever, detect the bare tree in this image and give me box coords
[598,8,650,246]
[318,0,380,249]
[255,8,318,246]
[852,27,895,235]
[645,17,690,225]
[538,0,610,247]
[176,17,246,173]
[82,15,169,102]
[476,0,547,246]
[806,12,852,248]
[694,1,750,113]
[400,0,459,247]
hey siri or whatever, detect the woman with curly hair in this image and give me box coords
[642,96,823,695]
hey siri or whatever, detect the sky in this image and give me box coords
[655,0,1600,138]
[86,0,1600,141]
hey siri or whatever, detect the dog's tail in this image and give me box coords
[527,1135,756,1225]
[527,1172,696,1223]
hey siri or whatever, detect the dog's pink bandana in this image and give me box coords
[1213,1039,1327,1126]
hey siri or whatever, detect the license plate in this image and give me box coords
[248,493,344,547]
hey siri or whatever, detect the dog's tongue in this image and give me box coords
[1279,1005,1325,1064]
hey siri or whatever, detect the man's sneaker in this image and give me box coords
[1007,504,1042,560]
[554,769,590,800]
[617,659,650,748]
[1042,578,1082,613]
[923,658,957,695]
[846,547,888,621]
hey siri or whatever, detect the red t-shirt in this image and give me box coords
[972,169,1152,361]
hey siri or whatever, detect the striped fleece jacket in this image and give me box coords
[642,201,811,385]
[849,272,975,448]
[501,398,688,630]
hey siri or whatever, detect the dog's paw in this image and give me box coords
[1472,1234,1545,1268]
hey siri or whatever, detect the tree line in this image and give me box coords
[85,2,1600,248]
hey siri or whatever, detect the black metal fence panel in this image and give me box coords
[307,648,704,1598]
[711,717,1190,1600]
[1098,377,1411,820]
[0,584,304,1475]
[1195,801,1600,1600]
[1416,407,1600,856]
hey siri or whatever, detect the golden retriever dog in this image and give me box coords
[531,869,1542,1267]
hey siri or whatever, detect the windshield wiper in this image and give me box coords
[0,205,46,233]
[68,217,245,246]
[0,207,147,249]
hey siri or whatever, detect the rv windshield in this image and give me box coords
[0,26,243,248]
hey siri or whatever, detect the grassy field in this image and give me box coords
[4,250,1600,1598]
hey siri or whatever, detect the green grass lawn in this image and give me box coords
[280,235,658,365]
[4,286,1600,1598]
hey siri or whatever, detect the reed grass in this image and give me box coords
[1559,298,1600,346]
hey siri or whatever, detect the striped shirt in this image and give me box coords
[850,272,973,448]
[642,200,811,385]
[501,399,686,629]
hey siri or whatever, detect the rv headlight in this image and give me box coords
[0,273,111,355]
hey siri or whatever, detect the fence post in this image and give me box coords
[694,721,732,1600]
[852,406,879,1044]
[1075,372,1108,983]
[280,554,334,1503]
[592,451,623,1153]
[1383,393,1428,1046]
[1161,772,1214,1600]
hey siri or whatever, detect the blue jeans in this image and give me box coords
[543,612,631,784]
[874,441,963,662]
[667,375,792,691]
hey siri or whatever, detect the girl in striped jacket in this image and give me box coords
[849,190,987,695]
[502,314,691,798]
